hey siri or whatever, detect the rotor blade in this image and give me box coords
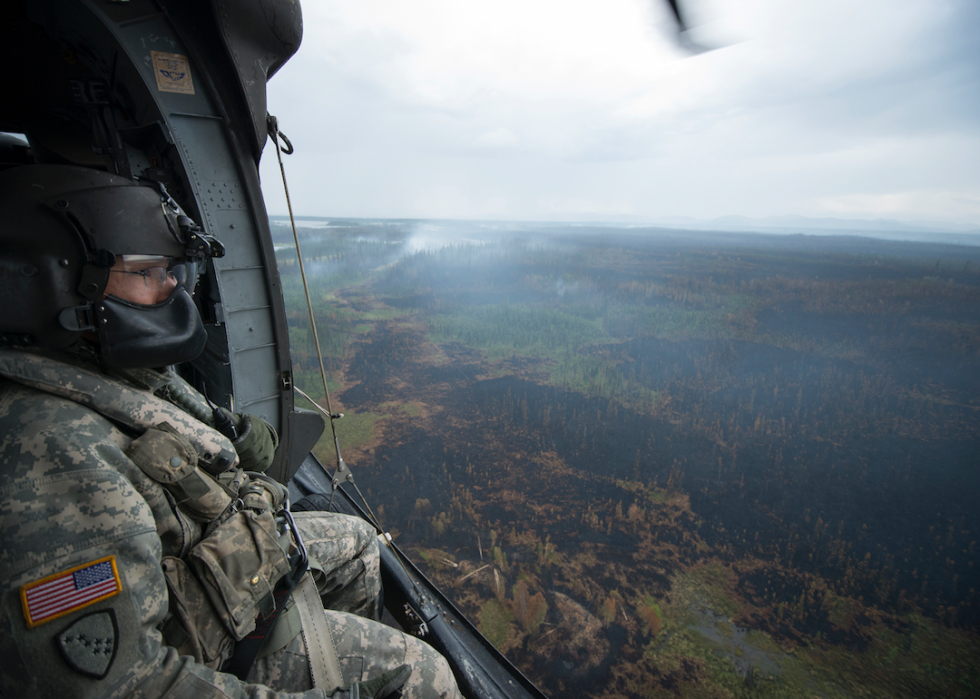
[662,0,717,55]
[664,0,688,32]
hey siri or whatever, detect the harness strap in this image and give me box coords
[295,572,344,691]
[256,602,303,660]
[0,349,235,469]
[225,582,294,680]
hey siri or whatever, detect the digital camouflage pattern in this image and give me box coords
[294,511,382,621]
[248,609,461,697]
[0,348,459,699]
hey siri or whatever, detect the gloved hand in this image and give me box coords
[214,408,279,472]
[330,665,412,699]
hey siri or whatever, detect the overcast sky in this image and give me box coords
[257,0,980,227]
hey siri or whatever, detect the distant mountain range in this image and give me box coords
[649,214,977,233]
[636,215,980,245]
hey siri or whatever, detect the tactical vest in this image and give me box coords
[0,349,294,668]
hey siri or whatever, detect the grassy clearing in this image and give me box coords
[657,563,980,699]
[546,354,659,409]
[790,614,980,699]
[291,370,344,411]
[427,303,662,408]
[428,304,612,357]
[479,598,517,652]
[610,306,733,340]
[311,411,385,473]
[334,411,385,450]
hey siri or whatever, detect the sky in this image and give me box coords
[257,0,980,228]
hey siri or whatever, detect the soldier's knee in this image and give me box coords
[430,653,461,699]
[400,637,461,699]
[344,514,381,561]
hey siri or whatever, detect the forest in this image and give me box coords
[275,218,980,699]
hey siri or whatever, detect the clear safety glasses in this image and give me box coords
[111,264,174,290]
[109,255,200,294]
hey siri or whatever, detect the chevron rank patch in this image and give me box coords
[57,610,119,679]
[20,556,121,628]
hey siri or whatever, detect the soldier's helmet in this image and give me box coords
[0,164,224,368]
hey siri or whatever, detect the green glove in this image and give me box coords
[330,665,412,699]
[230,413,279,473]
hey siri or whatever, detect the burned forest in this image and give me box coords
[277,219,980,699]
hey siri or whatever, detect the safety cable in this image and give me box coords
[293,386,382,529]
[266,116,427,609]
[265,115,342,493]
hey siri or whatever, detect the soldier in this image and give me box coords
[0,164,461,699]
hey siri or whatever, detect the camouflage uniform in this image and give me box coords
[0,347,460,699]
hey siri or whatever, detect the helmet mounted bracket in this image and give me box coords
[139,176,227,262]
[58,305,96,333]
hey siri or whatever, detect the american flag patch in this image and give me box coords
[20,557,121,629]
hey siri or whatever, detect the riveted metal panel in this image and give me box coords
[212,209,263,267]
[233,345,282,414]
[219,267,272,312]
[226,305,276,350]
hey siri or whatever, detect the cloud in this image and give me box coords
[260,0,980,225]
[542,197,637,217]
[472,127,520,149]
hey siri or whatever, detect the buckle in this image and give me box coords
[279,508,309,589]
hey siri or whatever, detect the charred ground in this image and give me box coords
[278,221,980,699]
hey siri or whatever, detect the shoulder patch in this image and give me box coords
[20,556,121,628]
[56,609,119,679]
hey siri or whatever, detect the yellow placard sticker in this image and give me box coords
[151,51,195,95]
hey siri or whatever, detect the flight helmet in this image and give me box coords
[0,165,224,368]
